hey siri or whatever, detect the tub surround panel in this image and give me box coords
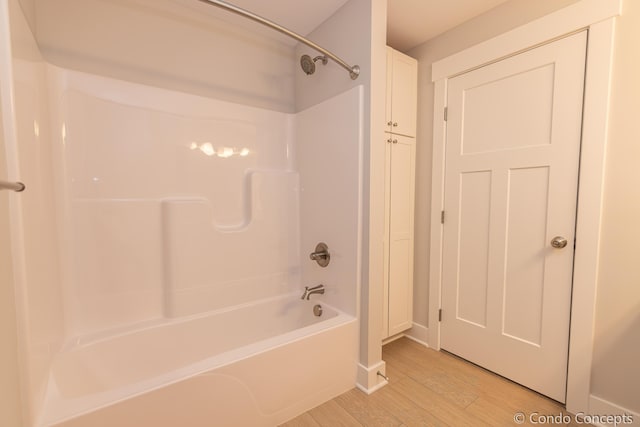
[3,0,66,423]
[30,68,363,426]
[162,171,300,317]
[60,83,294,202]
[69,200,163,333]
[3,0,365,424]
[34,0,296,112]
[47,67,299,334]
[64,171,302,330]
[297,86,363,317]
[0,60,24,427]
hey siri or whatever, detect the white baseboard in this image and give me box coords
[382,332,405,345]
[404,322,429,347]
[381,323,429,347]
[587,395,639,426]
[356,361,387,394]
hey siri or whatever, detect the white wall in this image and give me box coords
[406,0,580,328]
[294,0,371,113]
[15,0,33,32]
[33,0,296,112]
[590,0,640,413]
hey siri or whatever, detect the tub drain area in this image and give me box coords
[313,305,323,317]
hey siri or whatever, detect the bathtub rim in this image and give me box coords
[39,295,355,427]
[61,290,322,350]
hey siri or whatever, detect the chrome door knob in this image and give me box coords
[551,236,568,249]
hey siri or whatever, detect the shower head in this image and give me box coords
[300,55,315,75]
[300,54,328,76]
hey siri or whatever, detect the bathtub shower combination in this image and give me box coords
[1,1,364,426]
[39,70,362,427]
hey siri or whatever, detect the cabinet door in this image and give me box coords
[387,134,415,336]
[382,133,392,339]
[385,47,393,132]
[389,50,417,137]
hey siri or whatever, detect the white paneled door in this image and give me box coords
[440,31,587,403]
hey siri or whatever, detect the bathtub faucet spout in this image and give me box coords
[301,284,325,300]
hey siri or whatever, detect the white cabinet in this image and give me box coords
[385,47,418,137]
[383,47,417,339]
[384,134,416,337]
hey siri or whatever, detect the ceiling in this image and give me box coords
[183,0,511,51]
[387,0,512,51]
[194,0,351,38]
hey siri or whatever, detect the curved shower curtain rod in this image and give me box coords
[0,179,25,192]
[197,0,360,80]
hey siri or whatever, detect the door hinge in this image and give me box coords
[438,309,442,322]
[441,210,445,224]
[444,107,448,121]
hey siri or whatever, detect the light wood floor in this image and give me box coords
[281,337,588,426]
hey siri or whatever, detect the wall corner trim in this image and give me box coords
[356,361,387,395]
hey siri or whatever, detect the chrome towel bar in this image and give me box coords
[0,180,25,192]
[197,0,360,80]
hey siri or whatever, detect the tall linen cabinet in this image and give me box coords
[382,47,418,339]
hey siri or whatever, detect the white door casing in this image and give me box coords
[440,31,587,402]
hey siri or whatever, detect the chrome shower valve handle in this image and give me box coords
[309,242,330,267]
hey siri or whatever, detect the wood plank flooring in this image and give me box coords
[281,337,588,426]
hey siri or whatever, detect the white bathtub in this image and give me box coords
[40,294,358,427]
